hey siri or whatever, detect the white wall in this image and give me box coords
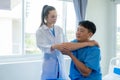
[0,56,71,80]
[0,61,42,80]
[86,0,116,76]
[0,56,42,80]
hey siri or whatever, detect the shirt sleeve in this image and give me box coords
[36,29,52,53]
[84,47,101,71]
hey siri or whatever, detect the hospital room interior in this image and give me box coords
[0,0,120,80]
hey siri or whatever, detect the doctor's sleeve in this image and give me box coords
[36,30,53,53]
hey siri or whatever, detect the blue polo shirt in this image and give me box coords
[69,39,102,80]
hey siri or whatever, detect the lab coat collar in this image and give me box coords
[42,24,55,30]
[42,24,49,30]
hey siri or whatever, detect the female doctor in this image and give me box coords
[36,5,98,80]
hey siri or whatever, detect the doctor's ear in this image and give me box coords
[44,16,47,23]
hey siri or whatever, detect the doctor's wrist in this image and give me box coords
[51,45,55,51]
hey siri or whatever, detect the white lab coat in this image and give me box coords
[36,24,68,80]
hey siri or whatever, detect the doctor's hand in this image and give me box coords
[61,42,78,50]
[51,44,65,51]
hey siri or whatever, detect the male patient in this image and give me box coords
[61,20,102,80]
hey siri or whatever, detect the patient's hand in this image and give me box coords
[61,47,72,56]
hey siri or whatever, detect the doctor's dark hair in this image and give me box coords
[78,20,96,34]
[40,5,56,26]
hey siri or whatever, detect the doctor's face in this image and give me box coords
[76,26,92,42]
[46,10,57,25]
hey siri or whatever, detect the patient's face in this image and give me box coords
[76,26,91,42]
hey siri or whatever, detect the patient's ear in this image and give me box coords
[88,32,93,38]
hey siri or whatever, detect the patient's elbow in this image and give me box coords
[82,72,91,77]
[82,70,92,77]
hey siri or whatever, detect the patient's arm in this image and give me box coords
[62,40,99,51]
[51,40,99,51]
[61,48,92,77]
